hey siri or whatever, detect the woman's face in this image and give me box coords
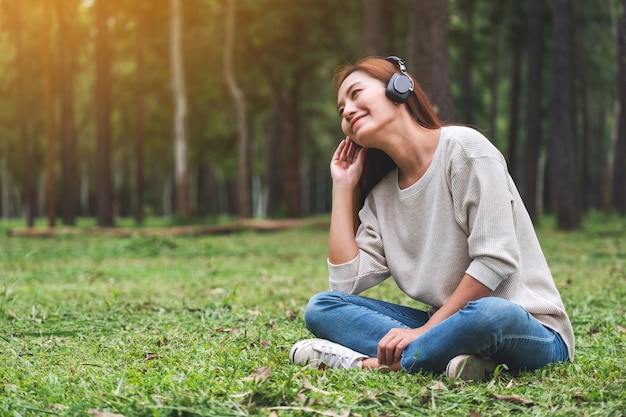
[336,71,397,146]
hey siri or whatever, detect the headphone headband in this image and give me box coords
[385,56,408,74]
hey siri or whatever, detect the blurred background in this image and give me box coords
[0,0,623,230]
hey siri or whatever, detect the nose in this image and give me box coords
[343,101,356,122]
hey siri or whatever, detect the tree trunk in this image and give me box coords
[14,0,36,227]
[550,0,580,230]
[613,0,626,212]
[507,49,522,180]
[578,24,591,212]
[409,0,454,122]
[170,0,190,218]
[523,0,544,219]
[94,0,114,227]
[266,99,283,217]
[42,0,56,228]
[223,0,251,218]
[280,85,301,218]
[364,0,382,54]
[57,0,78,226]
[134,10,145,224]
[460,0,476,125]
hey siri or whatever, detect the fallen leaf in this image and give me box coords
[470,410,482,417]
[285,309,297,320]
[244,366,271,383]
[430,382,447,391]
[617,326,626,333]
[492,394,535,406]
[88,410,125,417]
[212,327,236,333]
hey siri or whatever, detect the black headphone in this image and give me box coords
[385,56,414,103]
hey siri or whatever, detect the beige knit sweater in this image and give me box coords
[328,125,575,361]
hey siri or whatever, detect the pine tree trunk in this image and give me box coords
[364,0,382,54]
[14,1,36,227]
[134,11,145,224]
[550,0,580,230]
[171,0,190,218]
[223,0,251,218]
[280,85,301,218]
[57,0,78,226]
[94,0,114,227]
[507,49,522,180]
[409,0,454,122]
[523,0,544,220]
[612,0,626,212]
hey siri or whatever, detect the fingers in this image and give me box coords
[334,137,361,164]
[377,336,400,366]
[377,329,415,366]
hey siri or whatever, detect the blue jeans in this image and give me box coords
[304,291,569,374]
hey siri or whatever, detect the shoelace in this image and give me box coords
[314,343,357,368]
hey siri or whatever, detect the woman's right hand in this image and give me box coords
[330,138,366,188]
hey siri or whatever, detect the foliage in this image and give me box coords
[0,215,625,416]
[0,0,621,222]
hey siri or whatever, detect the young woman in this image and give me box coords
[289,56,574,380]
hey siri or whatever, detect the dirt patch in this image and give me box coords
[9,218,329,238]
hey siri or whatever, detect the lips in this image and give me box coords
[350,114,365,131]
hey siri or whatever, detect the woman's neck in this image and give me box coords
[385,125,441,189]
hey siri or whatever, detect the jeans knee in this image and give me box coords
[462,297,529,335]
[304,291,344,333]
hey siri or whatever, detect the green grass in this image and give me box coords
[0,213,625,416]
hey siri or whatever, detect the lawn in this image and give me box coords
[0,213,624,416]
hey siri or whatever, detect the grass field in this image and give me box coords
[0,213,625,416]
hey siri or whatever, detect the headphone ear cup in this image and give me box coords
[386,73,413,103]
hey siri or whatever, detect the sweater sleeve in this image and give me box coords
[328,195,391,294]
[451,156,520,290]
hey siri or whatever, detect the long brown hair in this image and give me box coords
[334,56,442,229]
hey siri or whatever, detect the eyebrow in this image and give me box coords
[337,81,362,111]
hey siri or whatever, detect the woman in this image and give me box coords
[289,56,574,380]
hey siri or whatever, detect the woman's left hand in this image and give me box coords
[377,327,424,366]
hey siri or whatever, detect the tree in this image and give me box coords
[94,0,114,227]
[12,0,37,227]
[364,0,383,54]
[134,5,146,224]
[224,0,251,218]
[409,0,454,122]
[42,0,56,228]
[57,0,79,226]
[613,0,626,212]
[523,0,545,219]
[458,0,477,125]
[170,0,190,218]
[550,0,580,230]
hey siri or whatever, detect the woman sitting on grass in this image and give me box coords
[289,56,575,380]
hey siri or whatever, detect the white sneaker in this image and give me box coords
[290,338,367,369]
[445,354,499,381]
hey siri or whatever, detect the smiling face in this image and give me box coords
[336,71,398,147]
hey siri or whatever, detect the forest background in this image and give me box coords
[0,0,625,231]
